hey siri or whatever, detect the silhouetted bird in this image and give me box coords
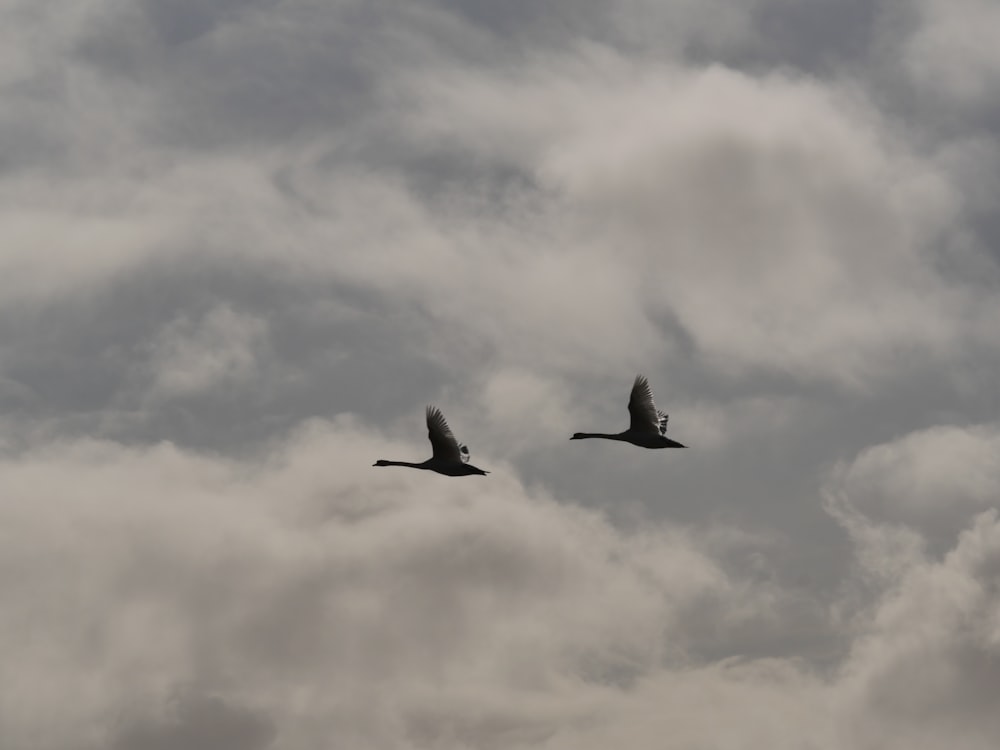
[571,375,687,448]
[374,406,490,476]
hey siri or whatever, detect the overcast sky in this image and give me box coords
[2,0,1000,748]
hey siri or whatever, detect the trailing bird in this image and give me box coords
[571,375,687,448]
[373,406,490,476]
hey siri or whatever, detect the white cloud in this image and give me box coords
[399,54,994,389]
[827,423,1000,547]
[143,306,269,398]
[0,423,818,749]
[540,658,834,750]
[0,199,167,304]
[4,5,998,400]
[5,418,998,748]
[836,510,1000,750]
[901,0,1000,112]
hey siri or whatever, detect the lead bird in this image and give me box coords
[571,375,687,449]
[373,406,490,476]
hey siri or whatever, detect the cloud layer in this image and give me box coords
[1,0,999,747]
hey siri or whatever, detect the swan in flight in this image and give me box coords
[374,406,490,476]
[571,375,687,449]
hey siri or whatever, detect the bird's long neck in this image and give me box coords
[374,460,431,469]
[572,432,627,441]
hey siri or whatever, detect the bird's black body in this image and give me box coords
[570,432,686,449]
[570,375,687,449]
[372,459,489,475]
[373,407,490,477]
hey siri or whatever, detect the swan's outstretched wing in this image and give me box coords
[426,406,469,462]
[628,375,667,435]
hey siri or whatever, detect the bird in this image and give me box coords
[571,375,687,448]
[373,406,490,476]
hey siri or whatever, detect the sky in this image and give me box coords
[1,0,999,747]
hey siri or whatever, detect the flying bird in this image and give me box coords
[373,406,490,476]
[571,375,687,449]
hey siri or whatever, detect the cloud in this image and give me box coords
[2,0,996,420]
[2,0,1000,747]
[900,0,1000,114]
[836,510,1000,750]
[141,306,269,398]
[2,417,996,748]
[827,423,1000,551]
[398,53,995,390]
[110,692,276,750]
[0,422,824,749]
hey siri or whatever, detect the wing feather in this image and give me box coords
[426,406,467,462]
[628,375,667,435]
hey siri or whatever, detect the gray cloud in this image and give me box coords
[0,421,993,748]
[1,0,999,747]
[828,423,1000,553]
[111,692,275,750]
[836,509,1000,750]
[0,426,821,747]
